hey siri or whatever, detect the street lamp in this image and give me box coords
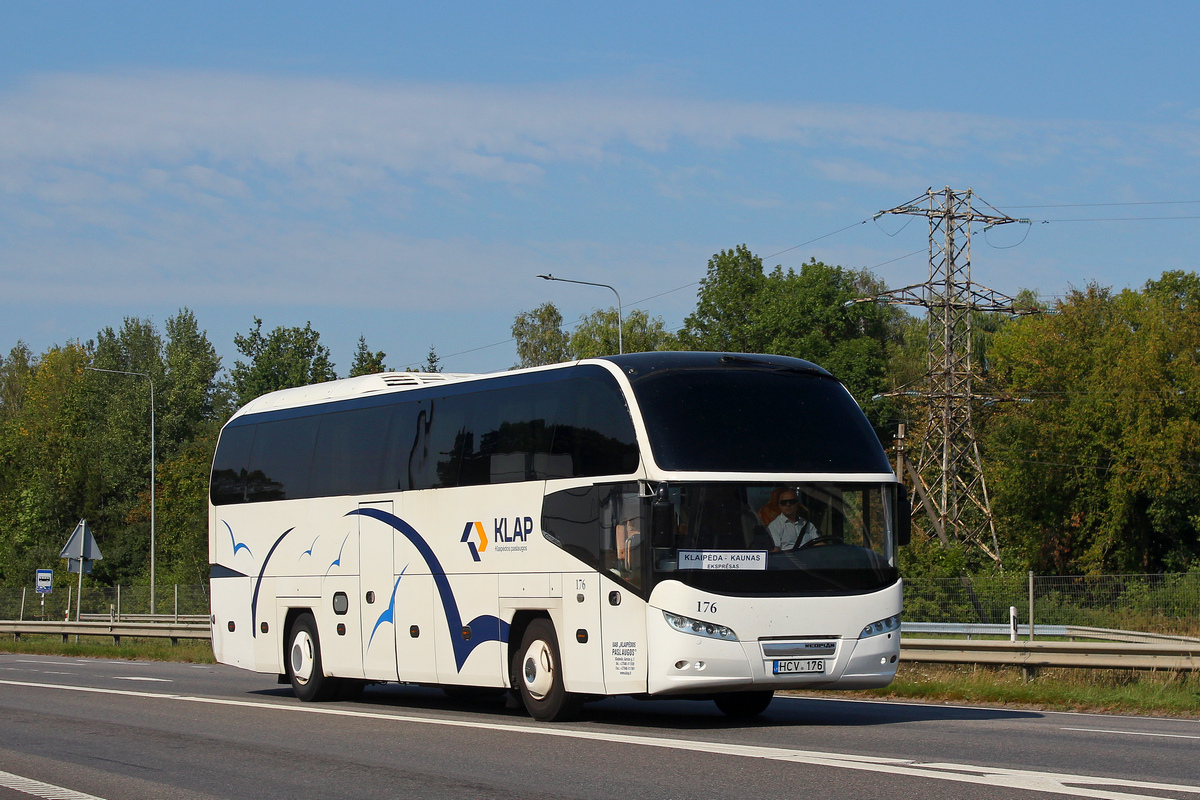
[86,367,156,614]
[536,274,624,355]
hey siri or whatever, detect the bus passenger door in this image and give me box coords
[359,500,400,682]
[600,574,648,694]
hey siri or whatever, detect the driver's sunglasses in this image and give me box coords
[779,498,799,506]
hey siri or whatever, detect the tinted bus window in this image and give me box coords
[460,384,560,485]
[629,368,889,473]
[246,416,319,501]
[210,423,255,505]
[407,395,469,490]
[382,400,422,492]
[311,404,392,497]
[552,375,639,477]
[542,483,645,592]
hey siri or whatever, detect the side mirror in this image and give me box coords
[897,485,911,547]
[651,484,674,548]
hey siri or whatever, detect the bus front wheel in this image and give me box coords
[288,613,337,702]
[714,690,774,718]
[512,619,581,721]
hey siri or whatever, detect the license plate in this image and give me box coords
[773,659,825,675]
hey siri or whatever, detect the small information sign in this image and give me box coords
[35,569,53,594]
[677,550,767,570]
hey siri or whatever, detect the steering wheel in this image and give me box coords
[793,535,843,550]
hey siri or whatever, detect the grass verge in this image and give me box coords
[0,634,215,664]
[836,662,1200,717]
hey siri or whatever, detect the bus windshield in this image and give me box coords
[650,482,898,595]
[541,480,899,597]
[625,363,890,473]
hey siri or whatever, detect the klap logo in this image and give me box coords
[460,521,488,562]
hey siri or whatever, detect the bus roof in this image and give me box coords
[234,371,477,417]
[229,352,836,421]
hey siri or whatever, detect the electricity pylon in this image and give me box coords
[854,187,1033,566]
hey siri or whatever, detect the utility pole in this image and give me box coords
[854,187,1034,566]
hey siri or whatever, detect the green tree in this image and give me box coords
[136,429,217,586]
[985,274,1200,573]
[0,342,93,586]
[349,336,388,376]
[681,248,904,431]
[0,342,33,424]
[680,245,768,353]
[512,302,571,368]
[422,346,441,373]
[570,307,679,358]
[229,317,337,406]
[161,309,224,452]
[0,312,224,588]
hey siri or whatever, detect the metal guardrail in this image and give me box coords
[1,619,1196,671]
[79,613,211,625]
[901,638,1200,672]
[0,620,211,645]
[902,621,1200,644]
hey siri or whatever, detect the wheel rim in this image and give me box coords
[522,639,555,700]
[291,629,315,685]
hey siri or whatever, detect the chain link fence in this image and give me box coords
[904,572,1200,636]
[0,584,210,622]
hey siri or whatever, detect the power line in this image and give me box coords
[761,219,868,261]
[1036,214,1200,223]
[1000,199,1200,209]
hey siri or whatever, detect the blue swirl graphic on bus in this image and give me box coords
[323,533,350,579]
[223,520,253,559]
[251,526,295,638]
[367,567,407,651]
[301,535,319,559]
[348,507,510,671]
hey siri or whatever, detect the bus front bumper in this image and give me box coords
[645,609,901,696]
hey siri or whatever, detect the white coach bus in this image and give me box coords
[208,352,909,720]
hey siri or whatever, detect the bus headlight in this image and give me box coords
[860,614,901,639]
[663,610,738,642]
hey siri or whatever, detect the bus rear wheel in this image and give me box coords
[512,619,581,721]
[287,613,337,702]
[714,690,774,718]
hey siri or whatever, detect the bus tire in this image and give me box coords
[714,690,774,718]
[287,613,337,702]
[512,618,581,721]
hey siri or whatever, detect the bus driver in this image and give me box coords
[768,489,818,550]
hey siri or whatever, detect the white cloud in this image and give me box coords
[1,69,1198,327]
[2,71,1184,195]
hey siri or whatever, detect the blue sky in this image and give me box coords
[2,2,1198,373]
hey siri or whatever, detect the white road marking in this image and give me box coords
[0,768,106,800]
[40,672,73,676]
[111,676,172,683]
[1,678,1196,800]
[1063,727,1200,740]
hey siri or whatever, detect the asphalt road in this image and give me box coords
[0,653,1196,800]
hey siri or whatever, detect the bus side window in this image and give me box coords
[311,405,391,497]
[210,423,256,506]
[477,384,559,484]
[542,484,644,591]
[405,396,470,490]
[381,399,421,492]
[551,373,639,478]
[542,485,601,566]
[245,416,318,501]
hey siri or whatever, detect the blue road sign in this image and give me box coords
[36,569,52,594]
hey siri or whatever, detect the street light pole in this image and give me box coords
[536,274,623,355]
[86,367,155,614]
